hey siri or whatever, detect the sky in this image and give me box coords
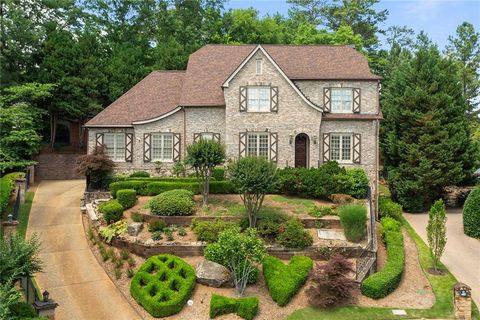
[225,0,480,49]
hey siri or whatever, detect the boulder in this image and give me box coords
[196,260,234,288]
[127,222,143,236]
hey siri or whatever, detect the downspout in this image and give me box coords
[375,80,381,220]
[318,111,323,168]
[182,107,186,160]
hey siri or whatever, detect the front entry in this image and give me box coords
[295,133,309,168]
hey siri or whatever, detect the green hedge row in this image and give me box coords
[209,294,259,320]
[130,254,196,318]
[117,189,137,209]
[463,187,480,238]
[361,230,405,299]
[110,176,213,183]
[0,172,25,214]
[378,197,403,221]
[150,189,195,216]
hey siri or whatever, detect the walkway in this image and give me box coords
[405,209,480,306]
[26,180,141,320]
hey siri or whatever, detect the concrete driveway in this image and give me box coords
[405,209,480,306]
[27,180,141,320]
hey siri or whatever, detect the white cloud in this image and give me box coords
[404,0,441,22]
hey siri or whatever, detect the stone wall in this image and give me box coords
[34,151,84,180]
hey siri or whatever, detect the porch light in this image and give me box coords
[313,135,318,145]
[42,291,50,301]
[289,134,293,145]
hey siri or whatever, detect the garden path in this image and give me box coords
[26,180,141,320]
[405,209,480,306]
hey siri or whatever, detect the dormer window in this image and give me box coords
[331,88,353,113]
[256,59,263,75]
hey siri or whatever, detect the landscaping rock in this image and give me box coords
[196,260,234,288]
[127,222,143,236]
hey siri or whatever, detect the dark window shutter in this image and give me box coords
[173,133,181,162]
[193,133,200,142]
[270,86,278,112]
[323,88,331,112]
[213,133,221,142]
[323,133,330,162]
[239,132,247,157]
[125,133,133,162]
[353,133,361,163]
[239,86,247,112]
[95,133,104,147]
[143,133,151,162]
[270,132,278,162]
[353,88,361,113]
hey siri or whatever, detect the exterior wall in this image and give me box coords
[184,106,226,147]
[295,80,380,114]
[224,50,323,168]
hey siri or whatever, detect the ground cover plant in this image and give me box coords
[149,189,195,216]
[99,220,127,244]
[209,294,259,320]
[130,254,196,318]
[338,204,367,242]
[263,255,313,306]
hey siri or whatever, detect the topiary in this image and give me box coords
[276,219,313,249]
[149,189,195,216]
[116,189,137,209]
[130,171,150,178]
[463,187,480,238]
[209,294,259,320]
[98,199,124,223]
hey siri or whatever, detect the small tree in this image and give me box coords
[229,156,277,227]
[426,199,447,272]
[186,140,226,207]
[75,146,115,191]
[204,227,266,296]
[306,254,356,308]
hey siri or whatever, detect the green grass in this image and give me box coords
[378,182,391,198]
[270,195,317,214]
[203,199,246,216]
[287,217,480,320]
[17,192,35,239]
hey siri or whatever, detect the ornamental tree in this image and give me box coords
[185,139,226,207]
[426,199,447,272]
[75,146,115,191]
[229,156,278,227]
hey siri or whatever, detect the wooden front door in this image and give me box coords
[295,134,309,168]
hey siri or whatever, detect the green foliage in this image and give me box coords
[263,255,313,306]
[145,181,199,195]
[0,176,15,214]
[151,231,163,241]
[149,189,195,216]
[212,167,225,181]
[338,205,367,242]
[172,161,186,177]
[209,294,259,320]
[380,217,401,234]
[9,301,37,318]
[177,227,186,237]
[426,200,447,271]
[130,254,196,318]
[98,200,124,223]
[131,212,144,223]
[308,205,337,218]
[116,189,137,209]
[76,146,115,190]
[191,219,238,243]
[378,197,403,221]
[240,211,289,239]
[463,187,480,238]
[148,219,167,233]
[130,171,150,178]
[110,181,147,198]
[361,230,404,299]
[276,219,313,249]
[229,156,278,227]
[99,220,127,244]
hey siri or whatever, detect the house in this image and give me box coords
[85,44,382,197]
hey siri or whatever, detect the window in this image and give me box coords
[152,133,173,161]
[256,59,263,75]
[247,133,269,157]
[331,88,353,113]
[247,87,270,112]
[330,134,352,162]
[103,133,125,161]
[200,132,213,141]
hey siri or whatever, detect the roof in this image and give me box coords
[86,44,380,126]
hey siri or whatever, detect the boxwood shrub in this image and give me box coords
[276,219,313,249]
[338,204,367,242]
[361,230,404,299]
[130,171,150,178]
[98,199,124,223]
[116,189,137,209]
[130,254,196,318]
[380,217,401,234]
[209,294,259,320]
[463,187,480,238]
[263,255,313,306]
[145,182,199,196]
[191,219,238,243]
[378,197,403,221]
[150,189,195,216]
[0,177,13,214]
[110,181,148,198]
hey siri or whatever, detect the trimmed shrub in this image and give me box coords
[130,254,196,317]
[339,204,367,242]
[117,189,137,209]
[212,167,226,181]
[145,182,199,196]
[0,177,14,214]
[380,217,401,234]
[110,181,147,198]
[209,294,259,320]
[361,230,404,299]
[341,168,370,199]
[239,211,289,239]
[276,219,313,249]
[112,176,208,183]
[98,200,124,223]
[191,219,238,243]
[263,255,313,306]
[209,180,237,194]
[463,187,480,238]
[150,189,195,216]
[378,197,403,221]
[148,219,167,232]
[130,171,150,178]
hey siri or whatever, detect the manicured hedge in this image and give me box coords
[116,189,137,209]
[463,187,480,238]
[130,254,196,318]
[339,204,367,242]
[191,219,238,243]
[111,176,212,183]
[209,294,259,320]
[263,255,313,306]
[145,182,199,196]
[0,172,24,214]
[110,181,147,198]
[380,217,401,234]
[378,197,403,221]
[212,167,225,181]
[361,230,405,299]
[130,171,150,178]
[98,199,124,223]
[150,189,195,216]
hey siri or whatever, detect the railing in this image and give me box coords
[356,186,378,282]
[20,276,41,304]
[11,187,21,221]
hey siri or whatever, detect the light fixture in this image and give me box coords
[289,134,293,145]
[313,135,318,145]
[43,290,50,301]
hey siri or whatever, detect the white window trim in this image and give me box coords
[330,133,353,164]
[151,133,174,162]
[256,59,263,75]
[104,133,125,162]
[246,132,270,158]
[247,86,270,113]
[330,88,353,113]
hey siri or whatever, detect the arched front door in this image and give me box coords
[295,133,309,168]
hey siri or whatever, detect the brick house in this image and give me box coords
[85,44,382,196]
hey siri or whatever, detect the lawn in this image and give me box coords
[287,217,480,320]
[0,191,35,238]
